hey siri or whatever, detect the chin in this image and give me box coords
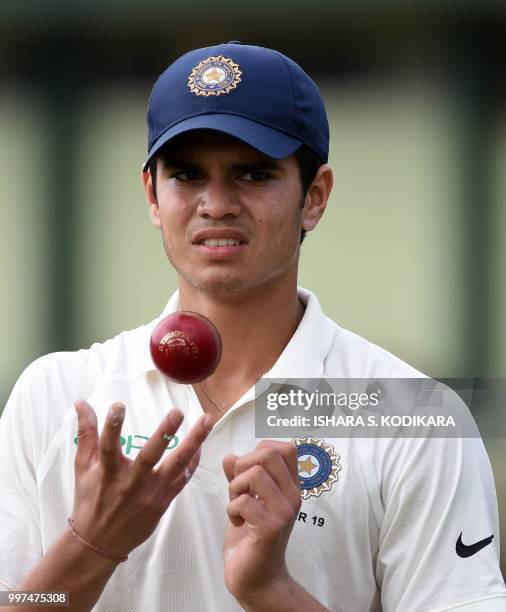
[185,273,252,295]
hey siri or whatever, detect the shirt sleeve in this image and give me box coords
[376,431,506,612]
[0,363,44,588]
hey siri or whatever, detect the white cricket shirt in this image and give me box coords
[0,287,505,611]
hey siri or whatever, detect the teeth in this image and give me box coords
[201,238,242,246]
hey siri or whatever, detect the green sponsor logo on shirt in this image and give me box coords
[73,433,179,455]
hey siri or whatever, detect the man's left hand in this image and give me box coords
[222,440,301,607]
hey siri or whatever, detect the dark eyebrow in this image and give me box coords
[159,158,285,173]
[159,158,201,170]
[232,161,285,173]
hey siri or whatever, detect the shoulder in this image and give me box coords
[324,321,425,378]
[299,287,424,378]
[16,320,152,398]
[2,320,155,455]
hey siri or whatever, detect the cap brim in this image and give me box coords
[142,114,302,171]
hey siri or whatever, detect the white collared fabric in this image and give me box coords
[0,287,505,611]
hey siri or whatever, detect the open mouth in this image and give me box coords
[198,238,245,247]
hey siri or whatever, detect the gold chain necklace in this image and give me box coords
[198,299,305,418]
[200,380,226,414]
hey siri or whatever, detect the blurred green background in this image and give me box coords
[1,1,505,576]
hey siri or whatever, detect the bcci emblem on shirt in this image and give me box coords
[293,437,341,499]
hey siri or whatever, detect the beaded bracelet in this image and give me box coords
[67,518,128,562]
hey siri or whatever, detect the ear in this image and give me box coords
[141,163,161,230]
[301,164,333,232]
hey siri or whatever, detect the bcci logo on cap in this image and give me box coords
[293,437,341,499]
[188,55,242,97]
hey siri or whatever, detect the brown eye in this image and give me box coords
[242,171,269,182]
[173,170,201,181]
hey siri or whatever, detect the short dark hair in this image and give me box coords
[148,143,323,244]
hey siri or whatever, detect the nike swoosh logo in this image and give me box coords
[456,532,494,558]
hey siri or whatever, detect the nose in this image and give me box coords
[197,178,241,219]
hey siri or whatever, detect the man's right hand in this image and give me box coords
[71,400,214,559]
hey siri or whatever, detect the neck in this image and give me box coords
[178,275,305,403]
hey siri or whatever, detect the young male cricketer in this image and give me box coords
[0,42,505,612]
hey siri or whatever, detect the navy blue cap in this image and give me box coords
[143,42,329,170]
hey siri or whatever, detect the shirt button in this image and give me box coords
[366,381,385,402]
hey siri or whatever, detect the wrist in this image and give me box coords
[67,517,128,563]
[237,571,296,612]
[60,528,121,573]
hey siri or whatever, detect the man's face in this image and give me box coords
[145,131,308,297]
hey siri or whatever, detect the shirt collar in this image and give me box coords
[133,286,338,381]
[264,286,337,380]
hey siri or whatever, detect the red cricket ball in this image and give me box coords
[149,311,222,384]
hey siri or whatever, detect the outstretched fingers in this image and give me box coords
[162,447,202,500]
[99,402,127,473]
[130,409,185,481]
[157,413,215,483]
[74,400,99,470]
